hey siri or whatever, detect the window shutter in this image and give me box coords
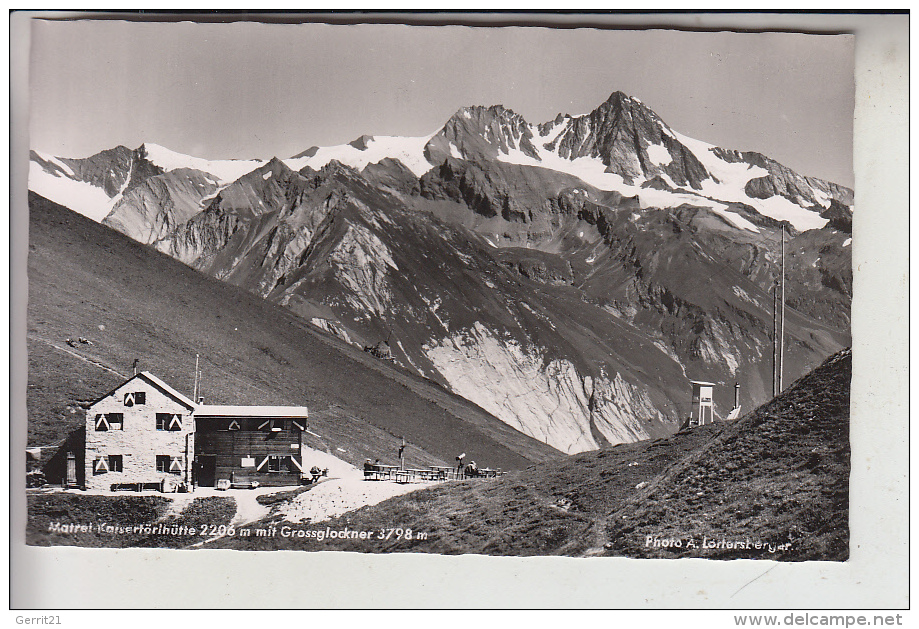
[169,456,183,473]
[124,392,135,407]
[228,420,240,431]
[95,414,109,431]
[168,415,182,431]
[94,457,109,473]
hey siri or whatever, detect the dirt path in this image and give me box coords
[279,469,442,524]
[29,335,127,378]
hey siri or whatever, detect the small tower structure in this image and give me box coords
[688,380,716,427]
[724,382,742,421]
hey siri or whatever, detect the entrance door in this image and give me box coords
[66,452,76,487]
[195,455,217,487]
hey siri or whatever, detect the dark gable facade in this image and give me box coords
[193,406,309,487]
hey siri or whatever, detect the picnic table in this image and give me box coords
[406,468,440,481]
[364,464,399,480]
[431,465,457,480]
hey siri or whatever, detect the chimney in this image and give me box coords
[734,382,740,409]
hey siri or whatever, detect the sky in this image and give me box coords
[29,19,855,187]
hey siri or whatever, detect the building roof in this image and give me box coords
[140,371,198,409]
[690,380,717,387]
[194,405,309,418]
[89,371,197,410]
[88,371,308,416]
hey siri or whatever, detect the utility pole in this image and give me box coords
[772,281,779,398]
[193,354,200,402]
[779,226,786,393]
[398,436,406,471]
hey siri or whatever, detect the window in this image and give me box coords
[267,455,288,473]
[124,391,146,407]
[156,413,182,431]
[258,419,284,432]
[156,455,182,474]
[94,455,123,474]
[94,413,123,431]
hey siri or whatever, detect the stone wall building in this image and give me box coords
[84,371,196,491]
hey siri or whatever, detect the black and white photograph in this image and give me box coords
[10,11,908,610]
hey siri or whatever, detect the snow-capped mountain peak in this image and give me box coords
[138,142,265,184]
[29,90,851,234]
[283,131,437,178]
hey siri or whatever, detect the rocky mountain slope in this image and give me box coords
[28,90,852,454]
[26,191,559,471]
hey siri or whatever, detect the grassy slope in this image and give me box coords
[25,192,560,470]
[604,348,850,560]
[26,492,236,548]
[26,493,170,548]
[210,349,849,559]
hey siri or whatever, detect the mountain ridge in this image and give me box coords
[27,90,852,454]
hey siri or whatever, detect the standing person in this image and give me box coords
[456,453,465,479]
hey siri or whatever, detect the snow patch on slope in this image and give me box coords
[33,150,75,177]
[673,132,829,231]
[28,161,116,222]
[645,142,672,167]
[142,143,265,184]
[494,119,829,232]
[498,130,760,233]
[285,132,437,178]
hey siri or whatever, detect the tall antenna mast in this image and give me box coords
[193,354,200,402]
[772,281,778,398]
[779,226,786,392]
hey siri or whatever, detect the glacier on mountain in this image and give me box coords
[284,133,437,178]
[28,160,116,222]
[141,143,265,184]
